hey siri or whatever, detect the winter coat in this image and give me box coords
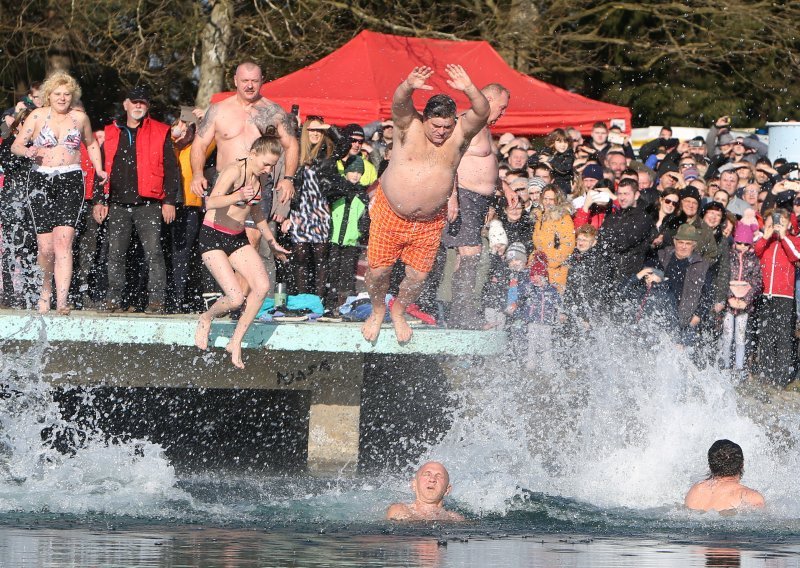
[497,209,534,255]
[562,246,613,322]
[754,233,800,299]
[657,247,712,327]
[482,253,511,311]
[518,280,562,325]
[532,205,575,293]
[598,204,657,283]
[548,148,574,195]
[726,247,762,313]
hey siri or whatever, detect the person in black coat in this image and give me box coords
[598,178,657,286]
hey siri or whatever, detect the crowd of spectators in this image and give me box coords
[1,75,799,386]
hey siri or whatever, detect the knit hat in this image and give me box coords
[487,219,508,248]
[529,251,549,280]
[344,156,364,175]
[582,164,604,181]
[527,176,548,192]
[674,223,699,241]
[505,242,527,263]
[683,166,700,182]
[734,222,756,244]
[679,186,701,203]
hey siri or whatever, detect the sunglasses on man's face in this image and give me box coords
[350,138,364,144]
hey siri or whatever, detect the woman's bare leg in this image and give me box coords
[225,245,270,369]
[36,233,54,313]
[195,250,246,350]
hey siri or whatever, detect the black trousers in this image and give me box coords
[755,295,796,385]
[170,205,202,311]
[106,202,166,306]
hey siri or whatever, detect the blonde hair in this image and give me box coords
[42,71,81,106]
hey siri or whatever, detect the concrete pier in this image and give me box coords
[0,310,505,472]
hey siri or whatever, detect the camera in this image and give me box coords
[772,212,783,227]
[589,190,611,204]
[608,132,626,145]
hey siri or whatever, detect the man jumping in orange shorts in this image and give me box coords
[362,65,490,343]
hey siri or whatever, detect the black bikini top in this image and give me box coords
[230,157,261,206]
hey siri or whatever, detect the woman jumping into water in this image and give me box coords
[194,130,288,369]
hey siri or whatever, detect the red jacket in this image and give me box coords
[80,143,95,200]
[754,233,800,299]
[103,117,169,200]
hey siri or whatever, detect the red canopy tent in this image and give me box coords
[212,31,631,135]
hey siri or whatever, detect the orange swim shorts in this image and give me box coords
[367,183,446,274]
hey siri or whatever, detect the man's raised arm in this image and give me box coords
[445,64,489,141]
[392,67,432,129]
[190,104,219,196]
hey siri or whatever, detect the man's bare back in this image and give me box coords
[385,502,465,522]
[684,439,765,513]
[684,477,765,513]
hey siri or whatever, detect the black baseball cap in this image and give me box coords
[341,124,366,139]
[126,85,151,103]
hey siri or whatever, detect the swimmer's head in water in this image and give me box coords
[412,461,452,505]
[708,439,744,478]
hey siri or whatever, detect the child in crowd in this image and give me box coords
[327,155,370,311]
[719,220,762,372]
[561,224,610,331]
[482,220,509,330]
[510,250,562,367]
[538,128,574,195]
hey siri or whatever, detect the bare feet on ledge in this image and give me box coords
[389,300,413,344]
[225,341,244,369]
[361,306,386,342]
[195,315,212,350]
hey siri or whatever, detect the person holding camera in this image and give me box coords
[754,208,800,386]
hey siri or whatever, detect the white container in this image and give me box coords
[767,122,800,164]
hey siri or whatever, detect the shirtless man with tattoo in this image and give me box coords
[443,83,510,328]
[362,65,489,344]
[386,461,465,522]
[190,61,299,218]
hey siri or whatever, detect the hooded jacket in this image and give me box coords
[754,232,800,298]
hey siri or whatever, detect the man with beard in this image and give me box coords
[95,86,180,313]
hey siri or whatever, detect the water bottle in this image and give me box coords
[274,283,287,308]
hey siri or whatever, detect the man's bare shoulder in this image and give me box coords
[386,502,413,520]
[741,486,766,508]
[250,98,294,133]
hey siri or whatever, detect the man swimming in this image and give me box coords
[362,65,490,344]
[386,461,466,521]
[684,439,765,512]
